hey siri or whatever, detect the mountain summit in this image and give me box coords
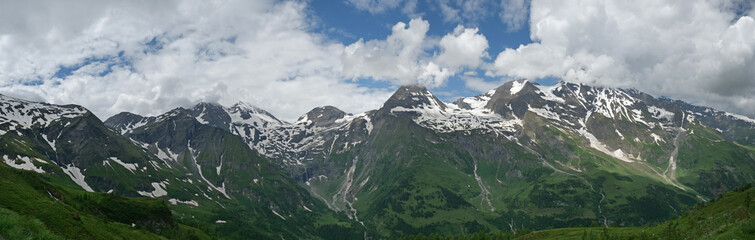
[296,106,347,128]
[379,84,448,114]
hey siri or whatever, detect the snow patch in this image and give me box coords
[631,109,650,126]
[62,165,94,192]
[392,90,520,135]
[615,129,624,140]
[650,133,665,144]
[189,143,231,199]
[725,112,755,124]
[168,198,199,207]
[528,106,561,121]
[138,181,169,198]
[156,146,179,164]
[3,155,45,173]
[216,153,223,176]
[361,115,373,134]
[509,80,526,95]
[577,129,636,163]
[302,205,313,212]
[271,209,286,220]
[42,134,56,151]
[648,106,674,121]
[534,83,566,103]
[107,157,139,173]
[195,108,209,124]
[0,95,87,129]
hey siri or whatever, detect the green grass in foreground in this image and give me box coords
[0,207,62,240]
[0,163,211,240]
[395,184,755,240]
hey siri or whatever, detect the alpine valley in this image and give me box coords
[2,80,755,239]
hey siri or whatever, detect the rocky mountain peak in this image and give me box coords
[189,102,232,129]
[0,94,89,129]
[103,112,148,134]
[485,80,546,118]
[380,84,447,114]
[296,106,347,128]
[228,101,284,125]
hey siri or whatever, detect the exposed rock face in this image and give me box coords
[298,106,347,128]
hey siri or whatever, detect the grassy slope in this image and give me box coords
[0,163,211,240]
[676,122,755,197]
[393,185,755,240]
[0,207,61,240]
[517,185,755,239]
[324,110,755,238]
[2,111,362,240]
[131,115,363,240]
[312,114,709,238]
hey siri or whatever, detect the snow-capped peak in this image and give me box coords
[381,84,447,114]
[0,94,88,129]
[378,85,521,135]
[509,79,528,95]
[295,106,347,128]
[228,102,284,126]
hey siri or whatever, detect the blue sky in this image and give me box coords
[0,0,754,120]
[309,0,536,101]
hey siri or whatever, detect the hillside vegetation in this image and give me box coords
[0,163,211,240]
[394,184,755,239]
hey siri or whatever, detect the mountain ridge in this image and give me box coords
[3,80,755,238]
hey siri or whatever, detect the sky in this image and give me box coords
[0,0,753,121]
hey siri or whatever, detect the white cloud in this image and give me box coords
[492,0,755,116]
[347,0,405,14]
[493,43,568,79]
[417,62,452,87]
[346,0,516,29]
[0,1,495,121]
[499,0,530,31]
[436,0,495,24]
[342,18,451,88]
[342,18,490,88]
[0,0,393,121]
[437,26,489,69]
[439,1,462,23]
[463,76,511,92]
[402,0,420,16]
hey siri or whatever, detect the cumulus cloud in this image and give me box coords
[346,0,519,29]
[499,0,530,31]
[342,18,490,88]
[342,18,443,87]
[347,0,405,14]
[0,0,393,121]
[0,1,494,121]
[492,0,755,117]
[431,0,531,31]
[437,26,489,69]
[463,76,511,92]
[437,0,496,24]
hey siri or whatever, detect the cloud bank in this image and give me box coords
[492,0,755,116]
[2,0,754,121]
[0,0,491,121]
[342,19,489,88]
[346,0,529,31]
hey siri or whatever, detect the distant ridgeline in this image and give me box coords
[2,80,755,238]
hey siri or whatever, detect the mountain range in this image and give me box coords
[2,80,755,239]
